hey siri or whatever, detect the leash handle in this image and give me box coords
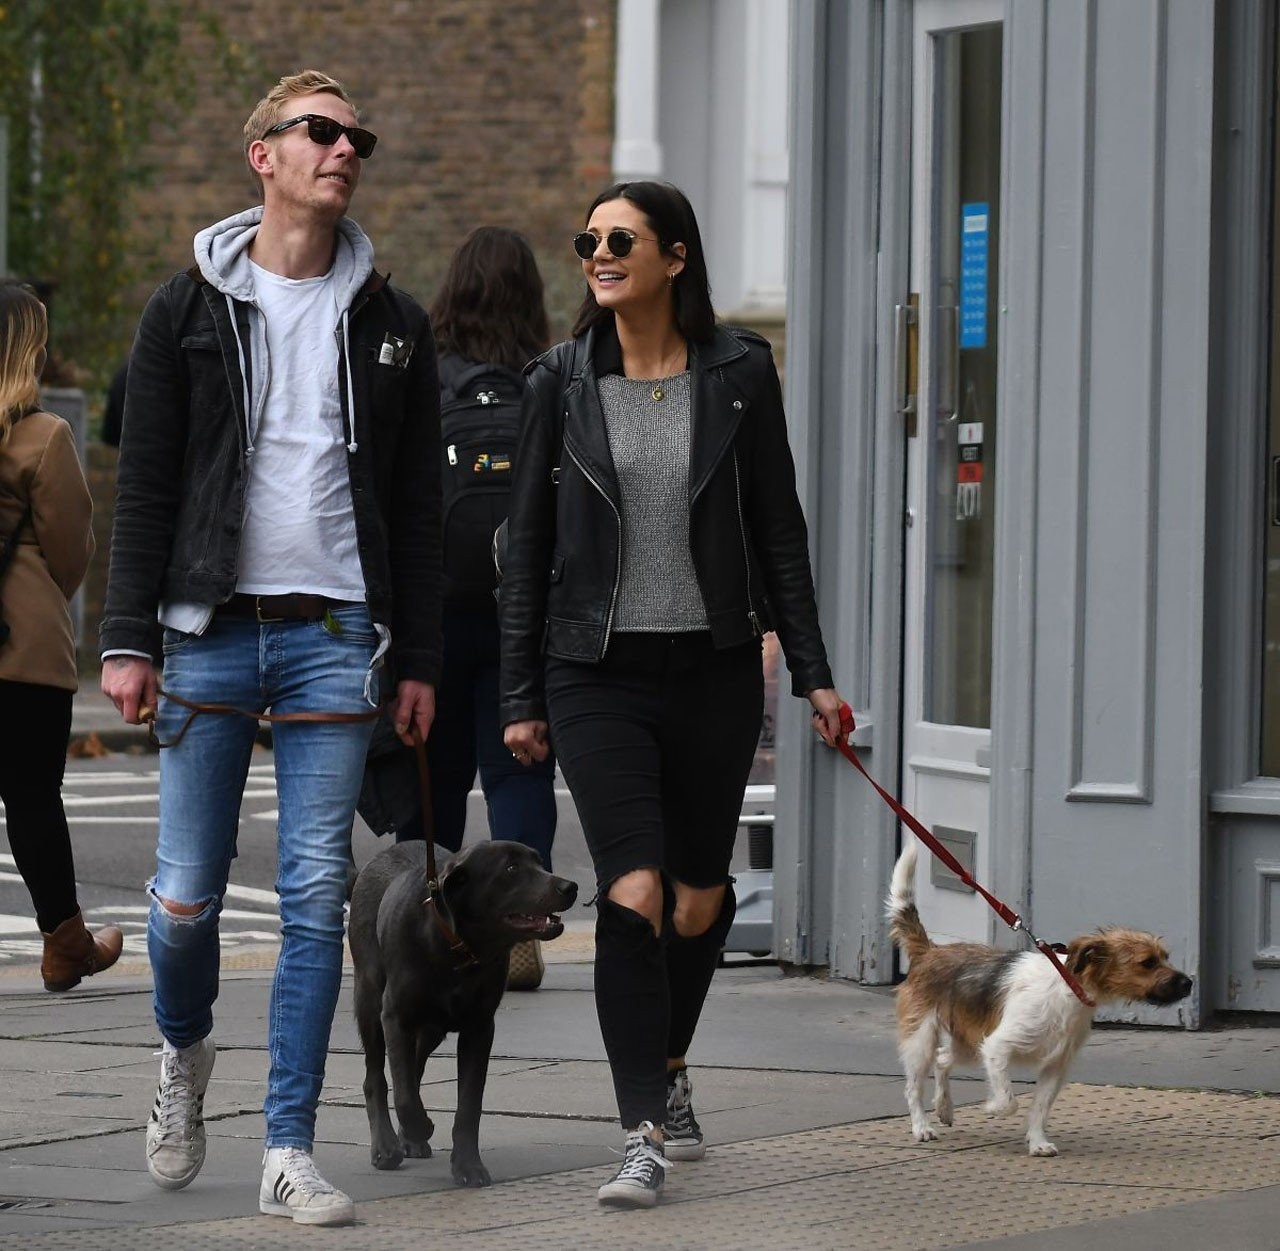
[148,686,381,749]
[409,727,439,891]
[833,702,1094,1007]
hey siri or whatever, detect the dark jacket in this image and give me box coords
[99,265,443,685]
[499,321,833,727]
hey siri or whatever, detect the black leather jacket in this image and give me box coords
[499,322,833,726]
[99,267,443,684]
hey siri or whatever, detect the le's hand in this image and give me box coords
[807,687,845,747]
[504,719,550,766]
[101,656,158,725]
[393,680,436,746]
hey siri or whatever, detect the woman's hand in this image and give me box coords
[806,687,845,747]
[504,719,550,766]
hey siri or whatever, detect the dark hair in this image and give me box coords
[571,181,716,343]
[428,227,551,372]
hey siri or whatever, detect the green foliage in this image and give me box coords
[0,1,247,387]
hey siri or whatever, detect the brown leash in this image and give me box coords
[409,729,478,968]
[144,686,382,749]
[143,689,481,967]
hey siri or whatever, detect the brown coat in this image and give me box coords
[0,411,94,691]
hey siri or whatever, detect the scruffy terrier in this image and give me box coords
[886,841,1192,1156]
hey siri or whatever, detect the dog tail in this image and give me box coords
[886,841,932,961]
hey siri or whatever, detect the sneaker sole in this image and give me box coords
[259,1197,356,1226]
[597,1183,660,1208]
[662,1139,705,1161]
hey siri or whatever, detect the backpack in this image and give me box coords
[437,353,525,600]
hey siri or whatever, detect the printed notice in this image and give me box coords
[960,202,989,350]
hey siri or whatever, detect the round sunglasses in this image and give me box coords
[572,228,659,261]
[263,113,378,159]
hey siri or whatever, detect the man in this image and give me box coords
[100,70,441,1226]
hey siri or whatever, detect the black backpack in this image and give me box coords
[437,353,526,600]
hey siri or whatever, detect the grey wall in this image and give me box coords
[783,0,1218,1021]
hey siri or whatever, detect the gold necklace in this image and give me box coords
[649,346,687,402]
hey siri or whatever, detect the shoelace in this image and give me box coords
[275,1148,338,1196]
[666,1071,696,1131]
[151,1047,202,1139]
[613,1125,672,1182]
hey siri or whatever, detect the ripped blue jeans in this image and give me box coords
[148,606,377,1149]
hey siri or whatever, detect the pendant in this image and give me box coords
[652,385,665,401]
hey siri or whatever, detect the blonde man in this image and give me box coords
[101,71,442,1225]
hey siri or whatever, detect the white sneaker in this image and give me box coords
[146,1036,216,1190]
[259,1147,355,1226]
[597,1121,670,1208]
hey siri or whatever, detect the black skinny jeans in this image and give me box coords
[545,632,762,1127]
[0,680,80,933]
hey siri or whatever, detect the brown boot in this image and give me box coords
[40,912,124,992]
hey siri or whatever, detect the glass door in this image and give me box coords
[902,0,1003,943]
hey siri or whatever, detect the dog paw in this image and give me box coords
[451,1158,492,1187]
[370,1142,405,1171]
[911,1124,939,1142]
[1028,1140,1058,1157]
[983,1096,1018,1118]
[935,1099,954,1127]
[400,1137,433,1160]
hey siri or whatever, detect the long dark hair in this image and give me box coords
[429,227,551,371]
[571,181,716,343]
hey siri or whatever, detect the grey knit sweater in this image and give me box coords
[597,371,709,632]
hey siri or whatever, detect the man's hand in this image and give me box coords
[393,679,436,746]
[101,656,159,725]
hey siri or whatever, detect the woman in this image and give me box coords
[500,182,843,1207]
[0,282,123,990]
[359,227,559,987]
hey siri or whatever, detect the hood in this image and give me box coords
[193,205,375,310]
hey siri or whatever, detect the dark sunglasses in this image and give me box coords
[572,228,659,260]
[263,113,378,159]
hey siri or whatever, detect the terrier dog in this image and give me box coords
[886,840,1192,1156]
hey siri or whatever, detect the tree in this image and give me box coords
[0,1,245,387]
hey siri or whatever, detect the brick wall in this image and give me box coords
[81,0,615,666]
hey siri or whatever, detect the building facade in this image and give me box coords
[776,0,1280,1025]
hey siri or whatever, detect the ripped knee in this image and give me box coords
[147,881,217,923]
[158,896,204,917]
[672,882,736,939]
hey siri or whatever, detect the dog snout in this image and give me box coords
[554,876,578,908]
[1148,970,1193,1004]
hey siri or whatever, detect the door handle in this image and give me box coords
[894,295,919,437]
[937,306,958,423]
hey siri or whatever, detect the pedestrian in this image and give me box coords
[358,225,558,990]
[99,70,442,1226]
[0,281,124,993]
[99,359,129,448]
[499,180,844,1208]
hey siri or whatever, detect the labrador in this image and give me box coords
[349,839,577,1186]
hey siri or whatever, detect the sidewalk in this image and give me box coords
[0,937,1277,1250]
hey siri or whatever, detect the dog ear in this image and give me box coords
[1067,936,1106,975]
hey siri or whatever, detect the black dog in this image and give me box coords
[349,840,577,1186]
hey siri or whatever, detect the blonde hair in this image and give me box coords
[243,70,359,196]
[0,283,47,444]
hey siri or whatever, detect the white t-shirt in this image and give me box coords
[235,261,365,599]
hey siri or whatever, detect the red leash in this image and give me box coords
[829,702,1095,1007]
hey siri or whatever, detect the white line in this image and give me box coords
[90,905,278,922]
[224,883,280,906]
[0,816,161,826]
[56,790,278,808]
[0,872,24,885]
